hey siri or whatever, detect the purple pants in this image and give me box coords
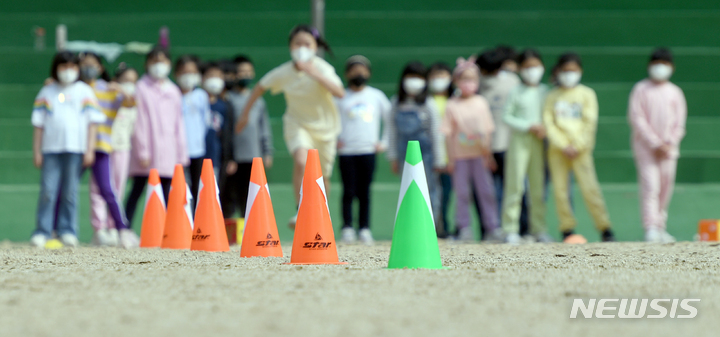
[453,157,499,231]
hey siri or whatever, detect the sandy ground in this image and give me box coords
[1,240,719,337]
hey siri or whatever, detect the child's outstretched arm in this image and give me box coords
[235,85,266,133]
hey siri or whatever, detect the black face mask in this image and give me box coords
[348,76,368,87]
[236,78,252,88]
[224,79,235,91]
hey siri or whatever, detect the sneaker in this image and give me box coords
[119,229,140,249]
[660,230,676,244]
[534,233,555,243]
[505,233,522,245]
[59,233,79,248]
[106,228,119,247]
[358,228,374,246]
[92,229,110,247]
[457,226,475,241]
[601,229,616,242]
[484,228,505,243]
[288,214,297,230]
[341,227,357,243]
[521,234,537,244]
[30,234,47,248]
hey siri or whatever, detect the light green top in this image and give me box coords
[502,83,549,133]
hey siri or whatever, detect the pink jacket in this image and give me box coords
[628,79,687,158]
[130,75,189,177]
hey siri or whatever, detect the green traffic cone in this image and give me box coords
[388,141,444,269]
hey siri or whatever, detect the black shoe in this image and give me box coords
[601,229,616,242]
[561,230,574,240]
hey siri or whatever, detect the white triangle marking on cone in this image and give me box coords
[244,182,261,221]
[395,161,433,223]
[144,182,166,209]
[184,184,194,230]
[316,176,330,220]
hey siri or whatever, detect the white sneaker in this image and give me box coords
[645,228,662,243]
[457,227,475,241]
[505,233,522,245]
[534,232,555,243]
[119,229,140,249]
[521,234,537,244]
[358,228,374,246]
[92,229,110,247]
[30,234,47,248]
[341,227,357,243]
[106,228,119,247]
[660,230,676,244]
[59,233,79,248]
[484,228,506,243]
[288,214,297,230]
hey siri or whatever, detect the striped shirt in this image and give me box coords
[91,80,124,153]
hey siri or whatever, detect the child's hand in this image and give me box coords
[485,154,498,172]
[83,151,95,167]
[263,156,274,169]
[445,163,454,174]
[391,161,399,175]
[530,124,546,139]
[562,146,579,159]
[226,161,238,175]
[33,152,43,169]
[296,61,319,77]
[139,158,151,168]
[654,144,671,160]
[337,141,344,149]
[375,143,386,153]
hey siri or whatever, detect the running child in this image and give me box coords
[235,24,344,229]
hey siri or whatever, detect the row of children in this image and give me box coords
[336,46,685,245]
[28,24,685,248]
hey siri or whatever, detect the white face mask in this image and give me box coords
[520,66,544,85]
[403,78,426,96]
[149,62,171,80]
[178,73,201,91]
[648,64,673,81]
[557,71,582,88]
[203,77,225,95]
[57,69,78,85]
[120,82,136,97]
[429,77,451,94]
[291,46,315,63]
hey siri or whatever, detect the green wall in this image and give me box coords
[1,0,719,184]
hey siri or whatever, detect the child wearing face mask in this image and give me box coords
[124,46,188,228]
[175,55,210,210]
[30,52,105,248]
[387,61,446,229]
[544,52,615,243]
[441,57,503,242]
[336,55,391,245]
[235,24,344,229]
[77,52,138,248]
[201,61,232,178]
[501,49,552,244]
[426,62,453,238]
[628,48,686,243]
[222,55,274,223]
[107,64,139,242]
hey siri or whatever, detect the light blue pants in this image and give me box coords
[35,153,83,238]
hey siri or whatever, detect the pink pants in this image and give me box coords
[633,142,678,231]
[90,150,130,230]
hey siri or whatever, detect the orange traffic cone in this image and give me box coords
[161,164,194,249]
[191,159,230,252]
[288,149,345,264]
[240,157,282,258]
[139,169,166,248]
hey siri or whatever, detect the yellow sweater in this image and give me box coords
[542,84,598,152]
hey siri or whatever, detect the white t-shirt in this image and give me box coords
[31,82,105,154]
[259,56,343,140]
[336,86,391,156]
[111,106,137,152]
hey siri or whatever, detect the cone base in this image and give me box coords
[387,266,448,270]
[284,262,348,265]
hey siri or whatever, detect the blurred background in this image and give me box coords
[1,0,718,242]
